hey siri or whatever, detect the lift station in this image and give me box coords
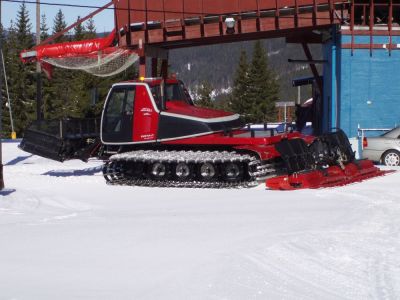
[21,1,400,139]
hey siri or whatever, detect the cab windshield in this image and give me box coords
[150,82,193,109]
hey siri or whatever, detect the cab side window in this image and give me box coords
[125,89,135,115]
[104,89,125,133]
[102,86,136,143]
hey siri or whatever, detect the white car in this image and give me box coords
[362,126,400,166]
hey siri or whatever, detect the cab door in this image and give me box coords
[101,86,135,144]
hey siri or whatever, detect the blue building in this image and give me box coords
[323,24,400,138]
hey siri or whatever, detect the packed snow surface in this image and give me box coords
[1,141,400,299]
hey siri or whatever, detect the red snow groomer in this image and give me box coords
[19,76,387,190]
[19,17,388,189]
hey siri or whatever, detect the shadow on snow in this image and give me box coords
[5,155,33,166]
[0,189,16,196]
[42,166,103,177]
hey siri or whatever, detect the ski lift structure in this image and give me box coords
[18,0,400,148]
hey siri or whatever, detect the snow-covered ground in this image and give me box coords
[1,141,400,299]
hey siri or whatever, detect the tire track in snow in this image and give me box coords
[204,186,400,299]
[0,189,94,226]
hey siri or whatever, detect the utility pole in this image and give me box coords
[36,0,42,120]
[0,0,4,190]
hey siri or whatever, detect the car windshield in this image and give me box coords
[150,83,193,109]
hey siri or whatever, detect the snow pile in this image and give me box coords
[1,141,400,299]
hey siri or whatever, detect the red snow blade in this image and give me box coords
[266,160,393,190]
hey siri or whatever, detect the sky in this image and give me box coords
[2,0,115,34]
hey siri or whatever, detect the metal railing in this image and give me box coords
[27,118,100,139]
[357,126,392,150]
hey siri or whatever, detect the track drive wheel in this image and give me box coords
[175,162,193,181]
[149,162,169,180]
[223,162,243,182]
[199,162,218,181]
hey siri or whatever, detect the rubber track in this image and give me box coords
[103,150,268,188]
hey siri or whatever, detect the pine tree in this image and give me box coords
[85,17,96,39]
[74,16,85,41]
[229,50,250,119]
[52,9,67,43]
[0,23,10,137]
[195,81,214,108]
[16,2,32,49]
[37,14,51,122]
[6,4,36,136]
[40,14,55,119]
[246,41,279,123]
[44,9,74,119]
[40,14,49,41]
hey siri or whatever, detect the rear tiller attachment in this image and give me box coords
[266,130,391,190]
[19,118,101,162]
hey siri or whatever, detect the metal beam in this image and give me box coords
[145,25,334,50]
[0,0,4,190]
[38,1,113,47]
[301,42,323,95]
[285,32,324,44]
[288,59,327,64]
[36,0,43,120]
[145,45,169,59]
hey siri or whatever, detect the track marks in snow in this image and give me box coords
[0,189,94,226]
[209,230,400,299]
[203,184,400,299]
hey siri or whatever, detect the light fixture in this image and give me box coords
[225,17,235,34]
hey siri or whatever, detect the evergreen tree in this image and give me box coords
[246,41,279,123]
[229,50,250,118]
[6,4,36,136]
[40,11,56,120]
[195,81,214,108]
[40,14,49,41]
[85,17,96,39]
[52,9,67,43]
[45,9,74,119]
[16,2,32,49]
[0,23,10,136]
[74,16,85,41]
[37,15,51,121]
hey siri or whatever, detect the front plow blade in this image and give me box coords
[266,160,392,190]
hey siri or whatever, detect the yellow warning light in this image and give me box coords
[139,76,145,81]
[11,132,17,139]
